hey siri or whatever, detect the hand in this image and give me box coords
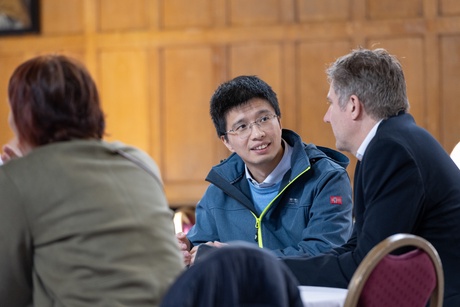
[188,241,228,266]
[189,245,199,265]
[176,232,192,266]
[1,140,22,163]
[207,241,228,248]
[176,232,191,251]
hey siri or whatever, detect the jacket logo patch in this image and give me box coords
[330,196,342,205]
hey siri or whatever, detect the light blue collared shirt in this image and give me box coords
[246,139,292,188]
[246,139,293,214]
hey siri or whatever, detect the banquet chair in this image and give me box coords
[160,242,304,307]
[343,233,444,307]
[173,206,195,234]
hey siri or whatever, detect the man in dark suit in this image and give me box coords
[282,48,460,306]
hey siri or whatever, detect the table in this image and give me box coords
[299,286,348,307]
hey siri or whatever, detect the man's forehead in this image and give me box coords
[227,100,273,119]
[326,86,337,100]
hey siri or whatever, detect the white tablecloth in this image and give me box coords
[299,286,348,307]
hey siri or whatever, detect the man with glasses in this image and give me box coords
[177,75,353,265]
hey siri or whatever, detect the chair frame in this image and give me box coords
[343,233,444,307]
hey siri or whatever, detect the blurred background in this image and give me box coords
[0,0,459,209]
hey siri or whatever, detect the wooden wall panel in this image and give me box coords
[161,0,213,29]
[146,50,162,163]
[162,47,217,181]
[98,0,149,32]
[440,0,460,16]
[98,50,150,153]
[366,38,425,126]
[0,55,26,143]
[229,43,282,96]
[440,35,460,152]
[162,46,223,205]
[366,0,423,19]
[297,0,351,22]
[230,0,281,25]
[278,44,297,131]
[41,0,84,34]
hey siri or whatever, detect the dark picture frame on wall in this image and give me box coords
[0,0,39,36]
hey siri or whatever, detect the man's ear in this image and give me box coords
[221,135,235,152]
[349,95,362,120]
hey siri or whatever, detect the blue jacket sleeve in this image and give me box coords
[186,185,220,248]
[271,166,353,257]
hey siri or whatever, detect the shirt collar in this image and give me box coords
[246,139,292,188]
[356,120,383,161]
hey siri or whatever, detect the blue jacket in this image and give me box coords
[187,129,353,256]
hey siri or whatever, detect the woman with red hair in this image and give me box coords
[0,54,183,306]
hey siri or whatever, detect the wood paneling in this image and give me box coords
[439,0,460,16]
[297,0,351,22]
[230,0,281,25]
[99,50,150,152]
[1,0,460,206]
[0,55,25,143]
[440,35,460,152]
[230,43,282,94]
[161,0,213,29]
[162,47,216,182]
[40,0,84,34]
[98,0,149,32]
[366,0,423,19]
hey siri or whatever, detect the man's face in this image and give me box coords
[221,98,283,179]
[324,85,353,153]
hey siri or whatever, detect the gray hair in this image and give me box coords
[326,48,409,120]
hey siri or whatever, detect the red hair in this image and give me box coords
[8,54,105,147]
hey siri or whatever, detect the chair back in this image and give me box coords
[173,207,195,234]
[344,233,444,307]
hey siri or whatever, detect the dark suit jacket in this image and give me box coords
[283,113,460,307]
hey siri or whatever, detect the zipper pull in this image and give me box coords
[254,219,259,242]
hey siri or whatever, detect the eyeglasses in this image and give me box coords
[225,114,279,139]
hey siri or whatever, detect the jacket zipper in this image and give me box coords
[252,166,311,248]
